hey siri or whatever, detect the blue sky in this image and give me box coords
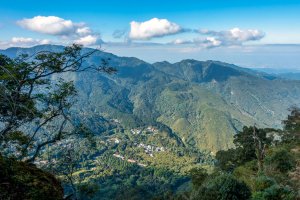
[1,0,300,68]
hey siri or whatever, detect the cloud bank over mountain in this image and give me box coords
[196,28,265,47]
[0,37,50,48]
[1,16,265,49]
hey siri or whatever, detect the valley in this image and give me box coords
[1,44,299,200]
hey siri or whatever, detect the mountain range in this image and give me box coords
[1,45,300,153]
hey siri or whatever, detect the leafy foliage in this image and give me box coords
[0,44,114,162]
[0,45,115,199]
[190,174,251,200]
[212,107,300,200]
[0,153,63,200]
[189,168,209,189]
[265,149,296,173]
[216,126,273,171]
[282,106,300,143]
[252,184,296,200]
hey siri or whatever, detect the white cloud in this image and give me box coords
[190,37,223,49]
[11,37,50,45]
[76,27,92,36]
[17,16,101,46]
[229,28,264,42]
[0,37,51,49]
[165,28,264,49]
[74,35,101,46]
[198,27,265,47]
[203,37,222,48]
[17,16,76,36]
[129,18,182,40]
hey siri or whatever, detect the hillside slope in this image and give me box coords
[2,45,300,152]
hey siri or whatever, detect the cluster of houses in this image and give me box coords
[54,138,76,148]
[34,158,58,167]
[138,143,165,157]
[112,153,147,167]
[146,126,158,133]
[130,128,142,135]
[130,126,159,135]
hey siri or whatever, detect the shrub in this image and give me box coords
[252,184,296,200]
[189,168,209,188]
[233,160,257,190]
[0,154,63,200]
[265,149,296,173]
[252,176,276,192]
[191,174,251,200]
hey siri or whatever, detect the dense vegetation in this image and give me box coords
[2,45,300,153]
[0,45,299,199]
[0,154,63,200]
[178,107,299,200]
[0,44,115,199]
[44,107,299,200]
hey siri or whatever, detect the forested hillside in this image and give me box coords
[0,45,299,200]
[1,45,300,152]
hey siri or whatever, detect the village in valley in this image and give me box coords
[33,121,169,170]
[110,124,167,167]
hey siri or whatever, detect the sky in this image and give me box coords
[1,0,300,69]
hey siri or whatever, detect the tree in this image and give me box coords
[0,153,64,200]
[216,148,239,171]
[0,44,116,162]
[252,126,268,172]
[190,174,251,200]
[252,184,296,200]
[189,168,209,189]
[216,126,273,172]
[0,44,116,199]
[282,106,300,143]
[265,149,296,173]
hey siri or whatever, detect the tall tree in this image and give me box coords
[282,106,300,143]
[216,126,273,172]
[0,44,116,162]
[252,125,267,172]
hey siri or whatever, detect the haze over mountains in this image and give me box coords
[1,45,300,152]
[253,67,300,80]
